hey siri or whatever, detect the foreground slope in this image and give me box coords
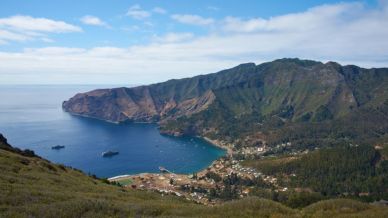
[1,134,387,217]
[63,58,388,148]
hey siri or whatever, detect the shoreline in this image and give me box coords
[64,111,121,124]
[64,110,157,125]
[201,136,233,156]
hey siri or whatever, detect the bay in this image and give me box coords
[0,85,225,178]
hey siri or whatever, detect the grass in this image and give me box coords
[303,199,388,218]
[116,178,133,186]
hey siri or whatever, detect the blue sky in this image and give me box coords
[0,0,387,84]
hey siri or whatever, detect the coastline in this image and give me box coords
[201,136,233,156]
[64,111,121,124]
[64,111,162,125]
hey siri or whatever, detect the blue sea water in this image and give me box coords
[0,85,225,178]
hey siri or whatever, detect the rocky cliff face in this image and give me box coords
[63,86,216,123]
[63,87,156,122]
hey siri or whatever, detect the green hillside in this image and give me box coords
[243,144,388,202]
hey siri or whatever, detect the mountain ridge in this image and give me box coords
[63,58,388,148]
[61,58,357,123]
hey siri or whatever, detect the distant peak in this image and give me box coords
[325,61,343,71]
[325,61,341,66]
[233,62,256,69]
[272,58,322,67]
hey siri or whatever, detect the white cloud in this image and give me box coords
[80,15,108,27]
[0,15,81,33]
[153,32,194,43]
[0,29,30,43]
[126,4,151,20]
[222,3,366,33]
[23,47,86,55]
[153,7,167,14]
[0,15,81,44]
[0,2,388,84]
[222,17,267,33]
[171,14,214,26]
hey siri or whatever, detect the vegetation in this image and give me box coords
[303,198,388,218]
[244,144,388,202]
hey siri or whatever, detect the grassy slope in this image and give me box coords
[0,142,387,217]
[303,199,388,218]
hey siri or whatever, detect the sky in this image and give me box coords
[0,0,387,85]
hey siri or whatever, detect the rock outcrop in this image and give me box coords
[0,134,37,157]
[0,134,9,147]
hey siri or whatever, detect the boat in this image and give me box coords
[102,151,119,157]
[51,145,65,150]
[159,166,170,173]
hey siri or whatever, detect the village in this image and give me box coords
[109,140,296,205]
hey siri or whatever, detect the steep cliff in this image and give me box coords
[63,86,216,123]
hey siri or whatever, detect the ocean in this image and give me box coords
[0,85,225,178]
